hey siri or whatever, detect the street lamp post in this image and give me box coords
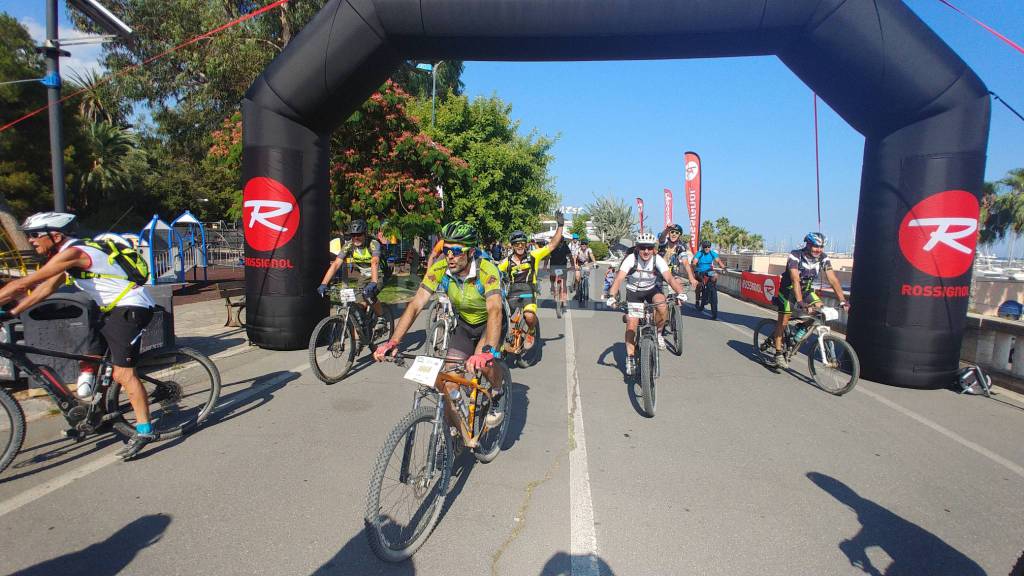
[415,62,441,126]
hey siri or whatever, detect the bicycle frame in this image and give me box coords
[406,363,495,454]
[504,294,534,355]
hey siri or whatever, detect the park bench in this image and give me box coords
[216,280,246,327]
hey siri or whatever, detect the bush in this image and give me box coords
[589,240,610,261]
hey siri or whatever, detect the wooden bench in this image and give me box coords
[216,281,246,327]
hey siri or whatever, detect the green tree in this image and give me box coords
[979,169,1024,245]
[569,212,590,238]
[586,194,635,244]
[390,60,465,102]
[73,121,140,213]
[414,94,557,242]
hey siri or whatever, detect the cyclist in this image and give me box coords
[658,223,698,288]
[547,229,574,309]
[498,212,565,350]
[318,219,385,321]
[691,240,726,318]
[0,212,156,460]
[772,232,850,368]
[572,237,597,302]
[374,221,506,426]
[605,233,688,374]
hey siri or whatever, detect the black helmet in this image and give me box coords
[348,219,368,235]
[805,232,826,247]
[441,220,478,246]
[509,230,528,244]
[701,240,712,249]
[666,223,683,233]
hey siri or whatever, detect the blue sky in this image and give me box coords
[5,1,1023,254]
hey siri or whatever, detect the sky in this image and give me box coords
[4,1,1023,255]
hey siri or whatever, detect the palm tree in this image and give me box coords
[979,169,1024,245]
[76,121,138,210]
[65,69,127,126]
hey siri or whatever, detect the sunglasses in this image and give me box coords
[638,245,656,251]
[512,242,526,247]
[26,231,51,239]
[443,245,469,257]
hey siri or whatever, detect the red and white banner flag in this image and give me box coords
[684,151,702,254]
[636,197,645,233]
[663,188,673,229]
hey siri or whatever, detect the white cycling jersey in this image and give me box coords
[59,240,155,310]
[618,253,670,293]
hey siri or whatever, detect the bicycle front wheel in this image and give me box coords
[669,304,684,357]
[365,405,453,562]
[368,305,395,352]
[110,347,221,439]
[474,361,513,463]
[308,315,356,383]
[807,334,860,395]
[638,336,657,417]
[0,386,26,476]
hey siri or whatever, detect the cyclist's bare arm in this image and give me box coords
[681,259,697,285]
[370,255,380,285]
[714,257,726,271]
[548,223,565,250]
[607,269,627,300]
[483,293,504,351]
[0,247,89,309]
[319,256,344,285]
[390,286,434,344]
[661,269,686,296]
[10,272,67,314]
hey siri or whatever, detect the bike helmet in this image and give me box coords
[509,230,528,244]
[635,232,657,247]
[700,240,712,249]
[21,212,77,235]
[441,220,478,246]
[348,219,368,235]
[572,233,579,240]
[580,237,589,244]
[666,223,683,233]
[805,232,826,247]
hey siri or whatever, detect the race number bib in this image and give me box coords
[404,356,443,386]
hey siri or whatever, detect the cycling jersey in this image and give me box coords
[618,253,670,293]
[779,249,833,292]
[335,239,381,279]
[692,249,719,273]
[421,257,502,325]
[498,244,552,286]
[574,247,595,267]
[58,240,154,310]
[658,240,691,271]
[548,242,571,266]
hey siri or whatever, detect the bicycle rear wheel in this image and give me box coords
[474,361,513,463]
[365,405,453,562]
[638,336,657,417]
[110,347,221,439]
[516,319,541,368]
[752,319,779,364]
[0,386,26,476]
[709,282,719,318]
[308,315,356,383]
[807,334,860,395]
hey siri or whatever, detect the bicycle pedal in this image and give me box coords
[62,428,85,442]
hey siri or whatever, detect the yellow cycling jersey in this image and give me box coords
[498,244,552,286]
[421,257,502,325]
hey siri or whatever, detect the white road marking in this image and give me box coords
[715,293,1024,480]
[0,362,308,519]
[566,309,600,576]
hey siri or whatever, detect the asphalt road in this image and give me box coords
[1,275,1023,576]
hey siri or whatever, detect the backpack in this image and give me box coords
[68,238,149,286]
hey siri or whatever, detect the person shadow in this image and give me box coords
[596,342,646,417]
[538,551,616,575]
[8,513,171,576]
[807,472,985,575]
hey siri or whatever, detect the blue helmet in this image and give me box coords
[805,232,826,247]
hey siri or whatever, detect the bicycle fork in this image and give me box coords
[400,390,445,485]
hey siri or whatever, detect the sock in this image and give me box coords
[136,422,153,435]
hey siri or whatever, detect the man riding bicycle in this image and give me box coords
[497,212,565,351]
[318,219,385,321]
[572,236,596,299]
[772,232,849,368]
[0,212,156,460]
[547,228,574,308]
[374,221,506,427]
[605,233,689,375]
[691,240,725,318]
[658,223,698,288]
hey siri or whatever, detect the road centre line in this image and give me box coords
[0,363,307,519]
[714,295,1024,481]
[566,309,600,576]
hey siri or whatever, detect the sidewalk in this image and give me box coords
[10,298,251,423]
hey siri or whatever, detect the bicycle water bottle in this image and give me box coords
[448,388,469,421]
[794,325,807,341]
[76,362,96,398]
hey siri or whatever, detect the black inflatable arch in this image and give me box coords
[241,0,990,389]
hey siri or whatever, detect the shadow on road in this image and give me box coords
[503,382,530,452]
[175,335,247,356]
[2,433,121,484]
[807,472,985,576]
[9,513,171,576]
[310,527,415,575]
[539,551,616,575]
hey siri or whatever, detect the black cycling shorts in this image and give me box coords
[449,319,487,361]
[94,306,154,367]
[626,287,661,304]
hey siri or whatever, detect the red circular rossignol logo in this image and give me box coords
[243,176,300,252]
[898,190,979,279]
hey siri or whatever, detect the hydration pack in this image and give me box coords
[68,238,149,286]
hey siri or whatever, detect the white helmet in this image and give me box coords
[21,212,77,234]
[635,232,657,247]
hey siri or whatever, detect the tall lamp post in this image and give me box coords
[414,61,442,126]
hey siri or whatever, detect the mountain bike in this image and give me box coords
[753,305,860,395]
[365,353,512,562]
[308,285,394,383]
[695,269,719,319]
[575,264,592,307]
[425,294,455,358]
[503,291,541,368]
[613,300,664,417]
[0,332,220,475]
[553,268,567,318]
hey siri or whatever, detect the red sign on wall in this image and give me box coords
[740,272,780,306]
